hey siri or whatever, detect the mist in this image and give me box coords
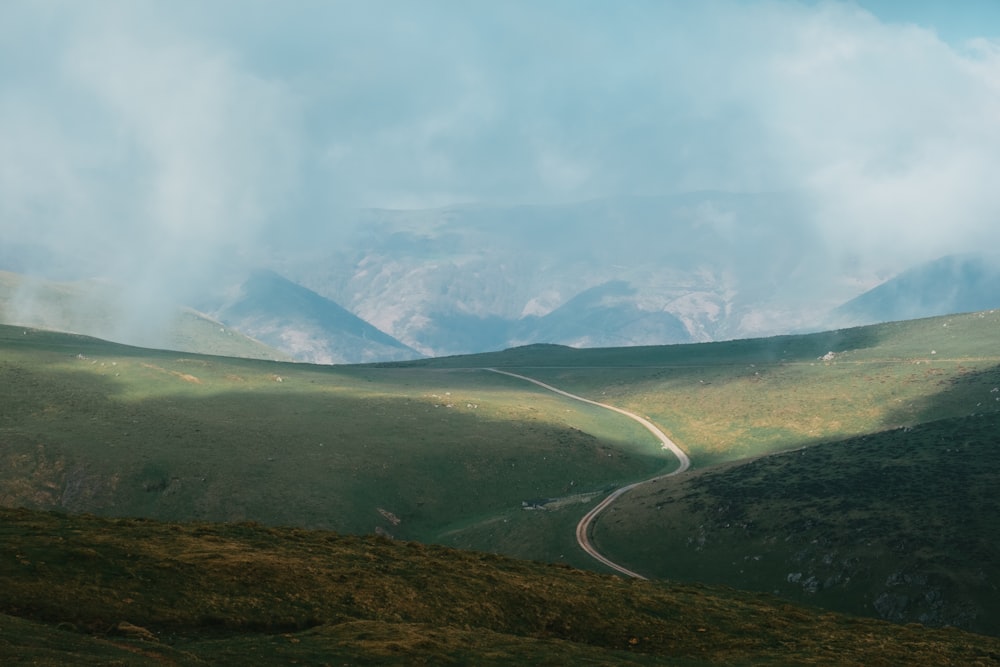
[3,0,1000,347]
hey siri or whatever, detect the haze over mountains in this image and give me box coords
[277,192,829,357]
[209,269,418,364]
[5,4,1000,662]
[4,192,1000,363]
[6,2,1000,362]
[830,253,1000,328]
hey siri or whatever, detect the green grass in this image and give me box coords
[593,411,1000,635]
[387,311,1000,633]
[3,311,1000,643]
[410,311,1000,467]
[0,271,286,360]
[3,507,1000,666]
[0,325,667,566]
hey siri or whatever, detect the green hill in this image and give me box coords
[3,507,999,666]
[0,324,669,571]
[0,271,287,361]
[395,311,1000,632]
[594,412,1000,635]
[2,310,999,640]
[411,310,1000,467]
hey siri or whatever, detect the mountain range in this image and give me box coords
[271,195,1000,360]
[277,192,830,357]
[4,194,1000,363]
[209,269,419,364]
[829,253,1000,327]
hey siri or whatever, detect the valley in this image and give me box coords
[487,367,691,578]
[7,2,1000,663]
[2,310,999,663]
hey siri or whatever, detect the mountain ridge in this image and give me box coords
[209,268,421,364]
[831,253,1000,327]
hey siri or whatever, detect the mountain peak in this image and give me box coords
[213,270,421,364]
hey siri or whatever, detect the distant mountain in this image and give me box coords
[7,192,919,359]
[830,254,1000,326]
[512,280,692,348]
[0,270,285,360]
[278,192,850,356]
[211,269,421,364]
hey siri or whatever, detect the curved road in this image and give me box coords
[486,368,691,579]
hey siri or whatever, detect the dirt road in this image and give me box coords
[486,368,690,579]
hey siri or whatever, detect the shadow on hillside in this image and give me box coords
[0,363,666,544]
[882,362,1000,428]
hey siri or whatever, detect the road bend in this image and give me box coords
[485,368,691,579]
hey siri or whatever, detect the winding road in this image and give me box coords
[486,368,691,579]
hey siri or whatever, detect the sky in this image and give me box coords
[3,0,1000,310]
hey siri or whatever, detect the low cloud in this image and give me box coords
[2,0,1000,335]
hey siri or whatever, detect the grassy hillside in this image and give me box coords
[413,310,1000,467]
[594,412,1000,635]
[3,507,1000,666]
[3,312,999,562]
[0,325,669,570]
[398,312,1000,633]
[0,271,287,361]
[3,311,999,641]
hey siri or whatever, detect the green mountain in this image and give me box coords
[0,324,666,558]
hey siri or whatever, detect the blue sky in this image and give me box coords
[3,1,1000,294]
[857,0,1000,43]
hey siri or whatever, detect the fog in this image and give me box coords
[3,1,1000,345]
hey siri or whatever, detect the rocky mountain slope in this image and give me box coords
[209,269,419,364]
[9,193,997,363]
[279,192,849,357]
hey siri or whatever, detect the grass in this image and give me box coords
[389,311,1000,633]
[3,310,1000,644]
[3,506,1000,665]
[0,325,666,567]
[409,311,1000,466]
[0,271,285,360]
[593,411,1000,635]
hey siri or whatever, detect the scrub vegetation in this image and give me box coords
[2,310,999,661]
[3,507,1000,666]
[0,325,664,571]
[594,412,1000,635]
[415,310,1000,467]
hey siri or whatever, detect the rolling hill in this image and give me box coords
[594,412,1000,635]
[0,324,668,568]
[2,309,999,643]
[3,507,1000,666]
[402,309,1000,632]
[0,271,286,362]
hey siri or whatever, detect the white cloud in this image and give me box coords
[3,0,1000,291]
